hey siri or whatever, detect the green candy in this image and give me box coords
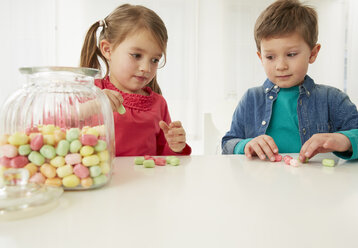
[169,157,180,166]
[134,157,145,165]
[117,105,126,115]
[70,139,82,153]
[40,145,56,159]
[166,156,176,163]
[90,165,102,177]
[66,128,80,142]
[143,160,155,168]
[28,151,45,166]
[18,144,32,156]
[94,140,107,152]
[322,159,335,167]
[93,174,107,185]
[56,140,70,156]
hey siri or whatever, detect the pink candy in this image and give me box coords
[81,134,98,146]
[144,155,154,160]
[289,159,300,167]
[10,156,29,168]
[30,134,44,151]
[154,157,166,166]
[65,153,82,165]
[0,144,18,158]
[73,164,90,179]
[25,126,39,135]
[0,156,11,167]
[283,155,293,165]
[274,154,282,162]
[29,172,46,184]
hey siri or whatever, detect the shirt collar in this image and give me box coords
[263,75,315,97]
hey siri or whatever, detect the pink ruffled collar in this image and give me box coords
[102,76,154,111]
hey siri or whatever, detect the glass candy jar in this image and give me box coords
[0,67,115,190]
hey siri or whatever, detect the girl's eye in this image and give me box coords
[130,53,141,59]
[152,58,160,64]
[288,53,297,57]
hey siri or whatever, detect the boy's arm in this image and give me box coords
[334,129,358,160]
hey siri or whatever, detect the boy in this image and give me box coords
[222,0,358,162]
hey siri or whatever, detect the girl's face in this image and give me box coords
[257,32,320,88]
[103,29,163,94]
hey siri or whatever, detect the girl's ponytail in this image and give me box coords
[80,22,108,72]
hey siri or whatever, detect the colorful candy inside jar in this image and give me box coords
[0,67,115,190]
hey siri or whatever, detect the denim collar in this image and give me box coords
[262,75,315,97]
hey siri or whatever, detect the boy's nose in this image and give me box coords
[276,58,288,71]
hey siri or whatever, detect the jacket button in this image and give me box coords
[302,128,306,135]
[269,96,273,100]
[274,85,278,89]
[262,121,266,125]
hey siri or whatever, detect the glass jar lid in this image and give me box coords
[19,66,100,77]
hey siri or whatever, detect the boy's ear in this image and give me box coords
[309,44,321,64]
[100,40,112,60]
[257,51,263,62]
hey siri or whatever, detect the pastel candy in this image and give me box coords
[169,157,180,166]
[29,172,46,184]
[0,134,9,145]
[89,165,102,177]
[81,134,98,146]
[0,144,18,158]
[66,128,80,142]
[81,177,93,188]
[0,156,11,167]
[54,129,66,143]
[42,124,56,134]
[289,159,300,167]
[45,177,62,187]
[65,153,82,165]
[24,163,38,177]
[94,140,107,152]
[30,134,44,151]
[166,156,176,163]
[144,155,154,160]
[40,163,57,178]
[283,155,293,165]
[82,155,100,166]
[40,145,56,159]
[134,157,145,165]
[56,140,70,156]
[73,164,90,179]
[10,156,29,168]
[154,157,166,166]
[62,174,80,188]
[56,164,73,178]
[18,144,32,156]
[143,160,155,168]
[25,127,38,135]
[43,134,56,145]
[86,127,99,137]
[98,150,109,162]
[95,125,106,136]
[70,139,82,153]
[117,105,126,115]
[80,146,94,156]
[322,159,335,167]
[100,162,110,174]
[50,156,66,167]
[93,174,107,185]
[28,151,45,166]
[8,132,29,146]
[274,154,282,162]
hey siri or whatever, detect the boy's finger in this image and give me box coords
[258,139,275,161]
[263,136,278,153]
[251,143,266,160]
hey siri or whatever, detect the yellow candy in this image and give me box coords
[62,174,80,188]
[98,150,109,162]
[50,156,66,167]
[81,126,90,135]
[86,127,99,137]
[54,129,66,143]
[42,124,56,134]
[81,177,93,188]
[24,163,38,177]
[0,134,9,145]
[56,164,73,178]
[100,162,110,174]
[82,155,100,166]
[95,125,106,136]
[8,132,29,146]
[43,134,56,145]
[45,177,62,187]
[40,163,57,178]
[80,146,94,156]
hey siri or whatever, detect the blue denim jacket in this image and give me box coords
[222,75,358,154]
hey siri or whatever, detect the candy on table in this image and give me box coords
[166,156,176,163]
[168,157,180,166]
[144,155,155,160]
[322,158,335,167]
[283,155,293,165]
[274,154,282,162]
[154,157,166,166]
[134,156,145,165]
[143,159,155,168]
[289,159,300,167]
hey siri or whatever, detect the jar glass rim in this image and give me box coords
[19,66,100,77]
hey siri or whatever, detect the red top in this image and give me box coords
[95,77,191,156]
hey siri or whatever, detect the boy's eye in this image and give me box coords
[266,55,273,60]
[287,52,297,57]
[130,53,141,59]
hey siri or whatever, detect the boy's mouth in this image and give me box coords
[276,75,292,80]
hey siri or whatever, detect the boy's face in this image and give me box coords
[257,32,320,88]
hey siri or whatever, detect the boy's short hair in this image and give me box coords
[254,0,318,51]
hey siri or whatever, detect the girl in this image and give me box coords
[80,4,191,156]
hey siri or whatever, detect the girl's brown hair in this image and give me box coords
[80,4,168,94]
[254,0,318,52]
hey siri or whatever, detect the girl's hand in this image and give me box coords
[159,121,186,153]
[244,135,278,161]
[103,89,124,112]
[299,133,352,162]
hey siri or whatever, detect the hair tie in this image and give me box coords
[99,19,108,29]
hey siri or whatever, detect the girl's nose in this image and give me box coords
[139,61,151,72]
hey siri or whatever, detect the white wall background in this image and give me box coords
[0,0,357,155]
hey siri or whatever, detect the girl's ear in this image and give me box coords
[309,44,321,64]
[100,40,112,60]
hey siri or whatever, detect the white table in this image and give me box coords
[1,154,358,248]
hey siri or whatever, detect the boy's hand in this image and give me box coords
[299,133,352,162]
[244,135,278,161]
[159,121,186,153]
[103,89,124,112]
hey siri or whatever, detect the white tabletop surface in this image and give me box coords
[1,154,358,248]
